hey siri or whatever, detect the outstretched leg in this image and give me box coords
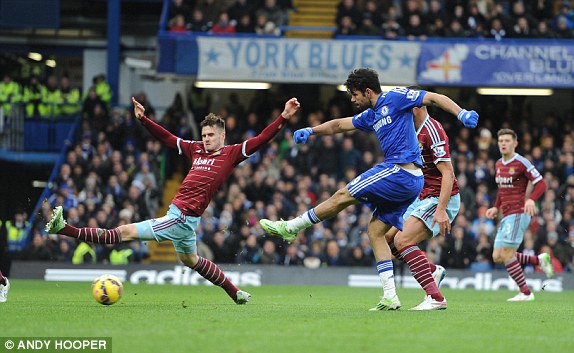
[260,187,359,242]
[46,206,123,244]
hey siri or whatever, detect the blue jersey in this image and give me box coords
[352,88,425,167]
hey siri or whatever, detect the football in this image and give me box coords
[91,274,123,305]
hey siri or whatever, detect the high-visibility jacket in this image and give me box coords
[60,86,81,115]
[3,220,29,253]
[39,87,63,118]
[72,242,96,264]
[95,81,112,107]
[22,83,45,118]
[0,80,22,115]
[110,248,134,265]
[22,83,46,118]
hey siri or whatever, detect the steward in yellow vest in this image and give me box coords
[60,76,81,116]
[39,75,62,118]
[72,242,96,264]
[3,211,29,253]
[22,75,45,118]
[0,74,22,115]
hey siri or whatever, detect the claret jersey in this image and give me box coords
[417,115,459,199]
[494,153,543,217]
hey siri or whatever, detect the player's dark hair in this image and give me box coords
[345,68,382,94]
[200,113,225,131]
[497,128,517,140]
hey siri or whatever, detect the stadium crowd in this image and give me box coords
[163,0,574,40]
[335,0,574,39]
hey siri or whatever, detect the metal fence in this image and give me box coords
[0,104,25,151]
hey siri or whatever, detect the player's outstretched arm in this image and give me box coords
[422,92,478,128]
[293,117,355,144]
[244,98,301,155]
[132,96,179,149]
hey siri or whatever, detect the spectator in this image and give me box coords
[282,243,304,265]
[404,13,428,40]
[260,239,280,264]
[169,14,189,33]
[346,245,372,266]
[442,226,476,269]
[488,17,507,41]
[22,75,44,118]
[235,14,255,33]
[59,76,81,116]
[254,14,281,35]
[54,239,74,262]
[336,0,361,28]
[168,0,190,25]
[0,73,21,116]
[211,11,236,34]
[356,15,382,36]
[197,0,223,25]
[335,15,357,36]
[362,0,382,27]
[93,74,112,109]
[256,0,287,27]
[227,0,255,23]
[40,75,62,118]
[21,234,52,261]
[381,13,403,39]
[189,8,211,32]
[322,239,344,266]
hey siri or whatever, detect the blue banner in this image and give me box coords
[196,37,419,85]
[418,40,574,87]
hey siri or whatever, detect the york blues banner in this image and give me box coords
[418,40,574,87]
[196,37,419,84]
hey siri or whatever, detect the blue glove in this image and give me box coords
[457,109,479,128]
[293,127,313,144]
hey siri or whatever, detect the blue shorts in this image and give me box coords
[134,204,200,254]
[347,163,424,231]
[404,194,461,237]
[493,213,531,249]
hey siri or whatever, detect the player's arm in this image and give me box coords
[524,178,547,216]
[244,98,300,155]
[132,97,178,149]
[432,161,455,235]
[485,192,501,219]
[422,92,478,128]
[292,117,356,144]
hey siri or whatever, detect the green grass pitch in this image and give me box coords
[2,280,573,353]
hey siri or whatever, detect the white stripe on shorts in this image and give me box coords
[348,165,400,195]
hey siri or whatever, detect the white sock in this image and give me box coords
[377,260,397,299]
[285,208,321,233]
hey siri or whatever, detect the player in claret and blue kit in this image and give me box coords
[485,128,553,302]
[46,96,301,304]
[260,67,479,310]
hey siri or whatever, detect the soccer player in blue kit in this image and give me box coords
[261,68,478,310]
